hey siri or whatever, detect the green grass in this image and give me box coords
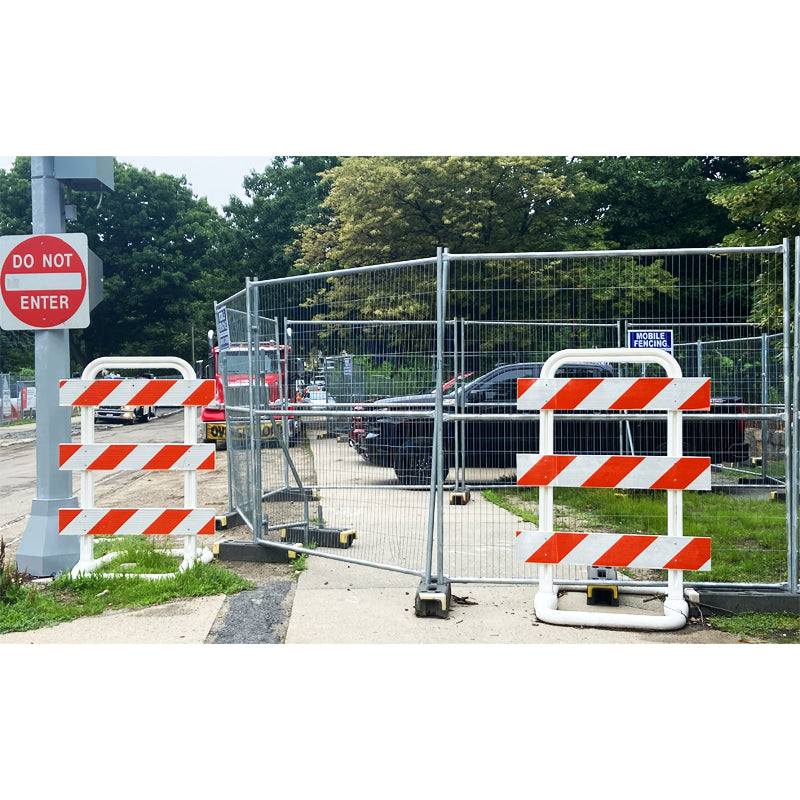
[483,486,788,583]
[0,536,254,635]
[707,612,800,643]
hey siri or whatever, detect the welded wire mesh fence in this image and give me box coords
[215,244,796,591]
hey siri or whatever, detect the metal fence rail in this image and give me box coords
[214,242,797,605]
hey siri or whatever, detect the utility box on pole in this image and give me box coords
[53,157,114,193]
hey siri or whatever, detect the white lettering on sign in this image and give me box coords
[628,329,673,352]
[42,253,73,268]
[20,295,70,310]
[12,252,74,269]
[12,254,35,269]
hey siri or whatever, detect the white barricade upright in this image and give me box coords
[58,356,216,578]
[515,348,712,631]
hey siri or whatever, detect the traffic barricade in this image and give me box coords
[57,356,216,578]
[515,347,712,630]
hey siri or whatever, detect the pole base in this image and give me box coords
[15,497,80,577]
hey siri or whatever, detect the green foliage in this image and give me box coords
[295,157,608,273]
[0,156,32,236]
[67,161,234,369]
[708,156,800,330]
[225,156,340,282]
[0,538,33,602]
[708,156,800,247]
[0,158,36,371]
[708,611,800,643]
[582,156,749,249]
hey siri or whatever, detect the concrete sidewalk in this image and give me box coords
[0,552,744,645]
[0,593,226,644]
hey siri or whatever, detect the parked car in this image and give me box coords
[95,372,157,424]
[357,362,750,485]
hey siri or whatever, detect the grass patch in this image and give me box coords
[707,612,800,643]
[0,536,254,635]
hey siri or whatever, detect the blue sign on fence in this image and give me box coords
[627,329,673,353]
[216,307,230,351]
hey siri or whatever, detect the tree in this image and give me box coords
[224,156,340,283]
[582,156,750,249]
[708,156,800,329]
[708,156,800,247]
[295,156,608,273]
[290,157,678,362]
[67,161,234,369]
[0,156,32,237]
[0,158,35,371]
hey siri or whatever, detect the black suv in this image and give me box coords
[358,362,749,485]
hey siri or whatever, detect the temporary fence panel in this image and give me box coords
[439,247,790,590]
[217,259,441,577]
[213,243,796,596]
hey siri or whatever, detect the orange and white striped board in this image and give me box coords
[516,530,711,571]
[59,378,215,408]
[59,507,216,537]
[516,376,710,411]
[516,453,711,491]
[59,443,215,472]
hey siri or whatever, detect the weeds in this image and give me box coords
[0,537,32,602]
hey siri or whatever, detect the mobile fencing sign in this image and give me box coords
[216,307,231,350]
[627,329,673,353]
[0,233,90,330]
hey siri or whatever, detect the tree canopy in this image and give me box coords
[582,156,750,249]
[295,156,608,272]
[67,161,233,367]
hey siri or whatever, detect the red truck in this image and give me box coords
[201,340,299,449]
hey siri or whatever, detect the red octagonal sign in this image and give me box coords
[0,233,89,330]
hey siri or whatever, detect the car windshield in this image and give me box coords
[223,350,279,375]
[454,364,543,394]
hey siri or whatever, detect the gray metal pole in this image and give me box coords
[789,237,798,593]
[15,157,80,576]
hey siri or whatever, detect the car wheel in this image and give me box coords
[395,440,433,487]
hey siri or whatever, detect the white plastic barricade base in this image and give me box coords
[533,567,690,631]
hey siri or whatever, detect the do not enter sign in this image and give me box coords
[0,233,90,330]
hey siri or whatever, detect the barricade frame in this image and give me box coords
[58,356,216,579]
[522,347,711,630]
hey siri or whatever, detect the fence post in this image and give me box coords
[415,247,452,617]
[790,237,799,593]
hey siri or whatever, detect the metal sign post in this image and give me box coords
[7,156,110,577]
